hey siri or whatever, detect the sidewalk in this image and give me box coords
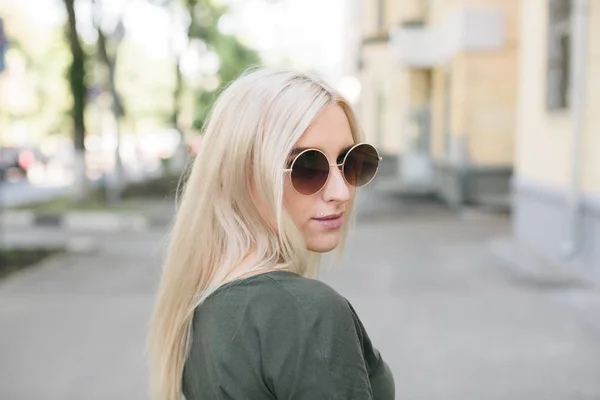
[0,194,599,399]
[0,229,166,400]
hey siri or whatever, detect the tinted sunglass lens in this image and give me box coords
[344,144,380,187]
[291,150,329,195]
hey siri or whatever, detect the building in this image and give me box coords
[512,0,600,280]
[358,0,518,206]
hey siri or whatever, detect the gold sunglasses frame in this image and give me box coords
[283,142,383,195]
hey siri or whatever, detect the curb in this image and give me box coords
[488,236,594,289]
[1,210,152,232]
[0,236,98,254]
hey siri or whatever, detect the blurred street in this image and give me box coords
[0,180,72,208]
[1,193,599,400]
[0,156,164,208]
[1,0,599,398]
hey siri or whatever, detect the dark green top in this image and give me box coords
[182,270,395,399]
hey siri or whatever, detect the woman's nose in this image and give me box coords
[322,165,350,203]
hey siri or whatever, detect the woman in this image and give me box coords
[147,67,395,400]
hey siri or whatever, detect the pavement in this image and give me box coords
[1,192,599,400]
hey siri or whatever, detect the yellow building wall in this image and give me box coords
[408,70,430,108]
[363,0,429,36]
[450,55,469,149]
[516,0,600,194]
[361,0,520,167]
[398,70,432,154]
[359,43,405,155]
[465,0,520,40]
[360,0,421,155]
[430,54,468,163]
[430,67,446,160]
[465,51,517,166]
[362,0,406,37]
[429,0,462,25]
[427,0,518,167]
[464,0,518,166]
[582,0,600,194]
[361,0,379,37]
[395,0,428,23]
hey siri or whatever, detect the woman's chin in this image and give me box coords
[306,233,341,253]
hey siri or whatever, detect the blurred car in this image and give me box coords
[0,146,46,182]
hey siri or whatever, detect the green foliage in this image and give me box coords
[192,35,261,130]
[186,0,225,42]
[0,249,61,280]
[193,90,217,130]
[121,174,183,199]
[214,33,261,85]
[181,0,262,130]
[1,0,261,149]
[0,2,72,138]
[116,38,176,127]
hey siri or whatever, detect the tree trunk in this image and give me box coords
[167,5,190,176]
[64,0,88,202]
[171,57,183,131]
[96,24,125,204]
[169,59,188,175]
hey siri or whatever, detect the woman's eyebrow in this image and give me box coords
[288,147,310,157]
[338,144,355,156]
[288,144,355,158]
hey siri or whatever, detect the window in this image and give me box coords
[546,0,571,110]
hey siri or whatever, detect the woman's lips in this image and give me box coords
[312,213,344,229]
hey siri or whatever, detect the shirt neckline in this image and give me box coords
[207,270,299,299]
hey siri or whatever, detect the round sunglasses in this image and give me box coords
[284,143,382,195]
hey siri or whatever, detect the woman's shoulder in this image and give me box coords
[193,270,363,355]
[265,270,348,304]
[200,270,352,321]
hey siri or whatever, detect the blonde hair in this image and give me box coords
[146,66,364,400]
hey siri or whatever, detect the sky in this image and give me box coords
[3,0,348,80]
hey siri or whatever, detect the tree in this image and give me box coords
[0,3,71,142]
[64,0,89,202]
[152,0,261,158]
[182,0,261,130]
[193,32,261,130]
[166,0,193,174]
[92,0,127,203]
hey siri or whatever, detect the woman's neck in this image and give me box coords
[222,251,283,284]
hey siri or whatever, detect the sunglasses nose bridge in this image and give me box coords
[326,162,347,187]
[328,162,345,182]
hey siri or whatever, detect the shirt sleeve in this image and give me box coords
[345,301,396,400]
[257,280,375,400]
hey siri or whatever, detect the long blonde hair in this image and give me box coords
[146,66,364,400]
